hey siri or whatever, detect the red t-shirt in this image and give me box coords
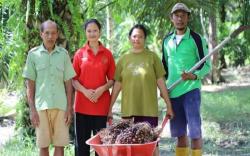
[73,42,115,115]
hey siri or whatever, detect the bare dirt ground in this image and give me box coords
[202,65,250,92]
[0,120,15,147]
[0,92,17,148]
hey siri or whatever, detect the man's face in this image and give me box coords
[171,10,189,31]
[40,23,58,49]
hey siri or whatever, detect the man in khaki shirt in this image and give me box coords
[23,20,75,156]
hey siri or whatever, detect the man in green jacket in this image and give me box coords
[162,3,211,156]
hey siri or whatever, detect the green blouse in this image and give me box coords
[115,49,165,117]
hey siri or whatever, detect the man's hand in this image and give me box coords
[64,107,73,126]
[181,71,197,80]
[30,108,40,127]
[26,79,38,127]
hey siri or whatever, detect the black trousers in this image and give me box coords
[75,113,107,156]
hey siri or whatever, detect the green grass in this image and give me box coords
[202,87,250,123]
[158,87,250,155]
[1,87,250,155]
[0,135,74,156]
[0,89,15,116]
[0,102,13,116]
[0,136,38,156]
[201,87,250,155]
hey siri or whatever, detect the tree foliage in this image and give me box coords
[218,0,250,66]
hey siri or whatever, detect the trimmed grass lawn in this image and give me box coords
[159,87,250,156]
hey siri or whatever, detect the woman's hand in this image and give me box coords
[166,105,174,119]
[82,89,95,103]
[107,109,113,122]
[91,86,105,103]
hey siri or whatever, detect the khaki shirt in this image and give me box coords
[115,49,166,117]
[23,44,76,111]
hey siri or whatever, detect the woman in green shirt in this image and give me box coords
[108,24,174,156]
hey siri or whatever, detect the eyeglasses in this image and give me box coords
[43,32,58,37]
[172,14,188,20]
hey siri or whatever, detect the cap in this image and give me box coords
[171,3,191,14]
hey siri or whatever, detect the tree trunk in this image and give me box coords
[209,12,221,83]
[106,4,113,52]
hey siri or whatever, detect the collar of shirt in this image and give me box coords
[39,44,60,54]
[85,41,105,55]
[171,27,191,41]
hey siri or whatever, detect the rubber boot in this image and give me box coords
[175,147,189,156]
[191,149,202,156]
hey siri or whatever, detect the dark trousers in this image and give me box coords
[75,113,107,156]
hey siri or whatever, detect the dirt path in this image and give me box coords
[0,91,18,148]
[202,65,250,92]
[0,124,15,148]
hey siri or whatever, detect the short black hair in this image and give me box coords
[128,24,148,39]
[40,20,58,32]
[84,19,102,31]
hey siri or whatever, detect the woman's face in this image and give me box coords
[85,23,100,42]
[129,28,145,49]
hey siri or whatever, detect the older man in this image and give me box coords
[23,20,75,156]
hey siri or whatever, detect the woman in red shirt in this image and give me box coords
[72,19,115,156]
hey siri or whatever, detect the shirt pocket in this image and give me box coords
[55,64,64,80]
[35,64,48,83]
[36,64,48,75]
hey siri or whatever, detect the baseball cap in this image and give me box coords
[171,3,191,14]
